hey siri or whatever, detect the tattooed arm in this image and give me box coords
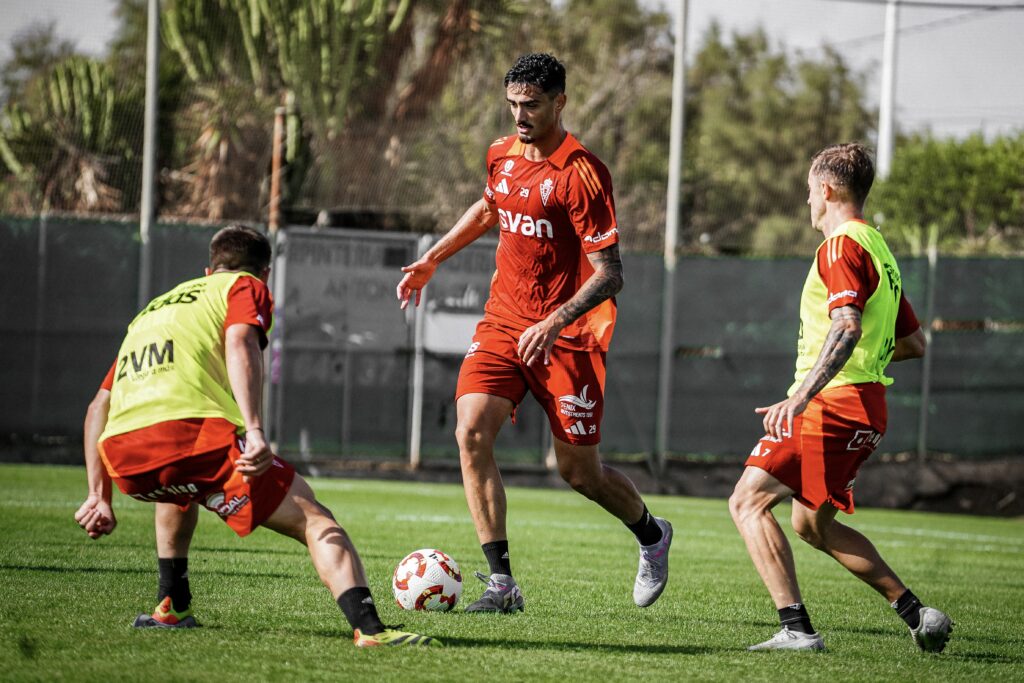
[517,244,624,367]
[755,305,862,439]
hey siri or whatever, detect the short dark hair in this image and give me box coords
[810,143,875,207]
[209,224,271,275]
[504,53,566,95]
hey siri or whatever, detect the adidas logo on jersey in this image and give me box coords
[565,421,595,436]
[494,178,510,195]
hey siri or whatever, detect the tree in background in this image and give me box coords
[0,53,142,214]
[684,25,873,255]
[0,23,142,213]
[1,22,77,105]
[382,0,674,248]
[870,132,1024,255]
[1,3,1021,258]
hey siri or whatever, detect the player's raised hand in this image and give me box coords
[75,494,117,539]
[397,258,437,310]
[518,318,560,368]
[754,395,808,441]
[236,428,275,482]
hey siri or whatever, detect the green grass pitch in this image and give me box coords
[1,463,1022,681]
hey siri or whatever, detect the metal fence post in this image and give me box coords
[137,0,160,308]
[29,214,48,429]
[267,229,289,451]
[916,225,939,461]
[655,0,688,474]
[407,234,433,469]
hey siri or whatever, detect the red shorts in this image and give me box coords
[109,433,295,537]
[455,320,606,445]
[744,383,887,513]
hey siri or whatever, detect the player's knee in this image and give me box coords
[727,486,748,523]
[728,486,765,526]
[728,495,745,526]
[558,462,596,498]
[792,517,825,550]
[455,423,492,457]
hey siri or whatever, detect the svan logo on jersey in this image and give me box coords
[498,208,554,238]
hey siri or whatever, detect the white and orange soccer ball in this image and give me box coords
[392,548,463,612]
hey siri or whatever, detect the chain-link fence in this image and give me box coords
[6,217,1019,465]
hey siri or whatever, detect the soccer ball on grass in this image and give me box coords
[392,548,462,611]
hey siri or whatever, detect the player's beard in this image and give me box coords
[516,125,534,143]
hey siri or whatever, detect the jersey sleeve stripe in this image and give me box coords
[577,158,603,194]
[827,235,845,266]
[573,159,600,197]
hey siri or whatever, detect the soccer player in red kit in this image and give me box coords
[76,225,437,647]
[397,53,672,612]
[729,144,952,652]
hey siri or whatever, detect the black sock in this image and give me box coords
[157,557,191,612]
[337,587,385,636]
[482,540,512,576]
[778,603,815,635]
[893,589,923,629]
[625,505,663,546]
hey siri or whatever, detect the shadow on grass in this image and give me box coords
[0,562,296,580]
[947,651,1024,665]
[191,546,399,562]
[825,624,904,639]
[17,539,303,556]
[439,636,723,655]
[308,630,724,654]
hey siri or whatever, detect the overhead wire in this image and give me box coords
[824,0,1024,9]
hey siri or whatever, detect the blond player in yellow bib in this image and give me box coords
[728,144,953,652]
[75,225,437,647]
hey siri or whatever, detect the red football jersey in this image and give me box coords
[481,133,619,351]
[817,227,920,338]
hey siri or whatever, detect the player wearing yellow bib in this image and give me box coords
[728,144,953,653]
[75,225,437,647]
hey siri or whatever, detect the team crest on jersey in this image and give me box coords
[540,178,554,206]
[501,159,515,176]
